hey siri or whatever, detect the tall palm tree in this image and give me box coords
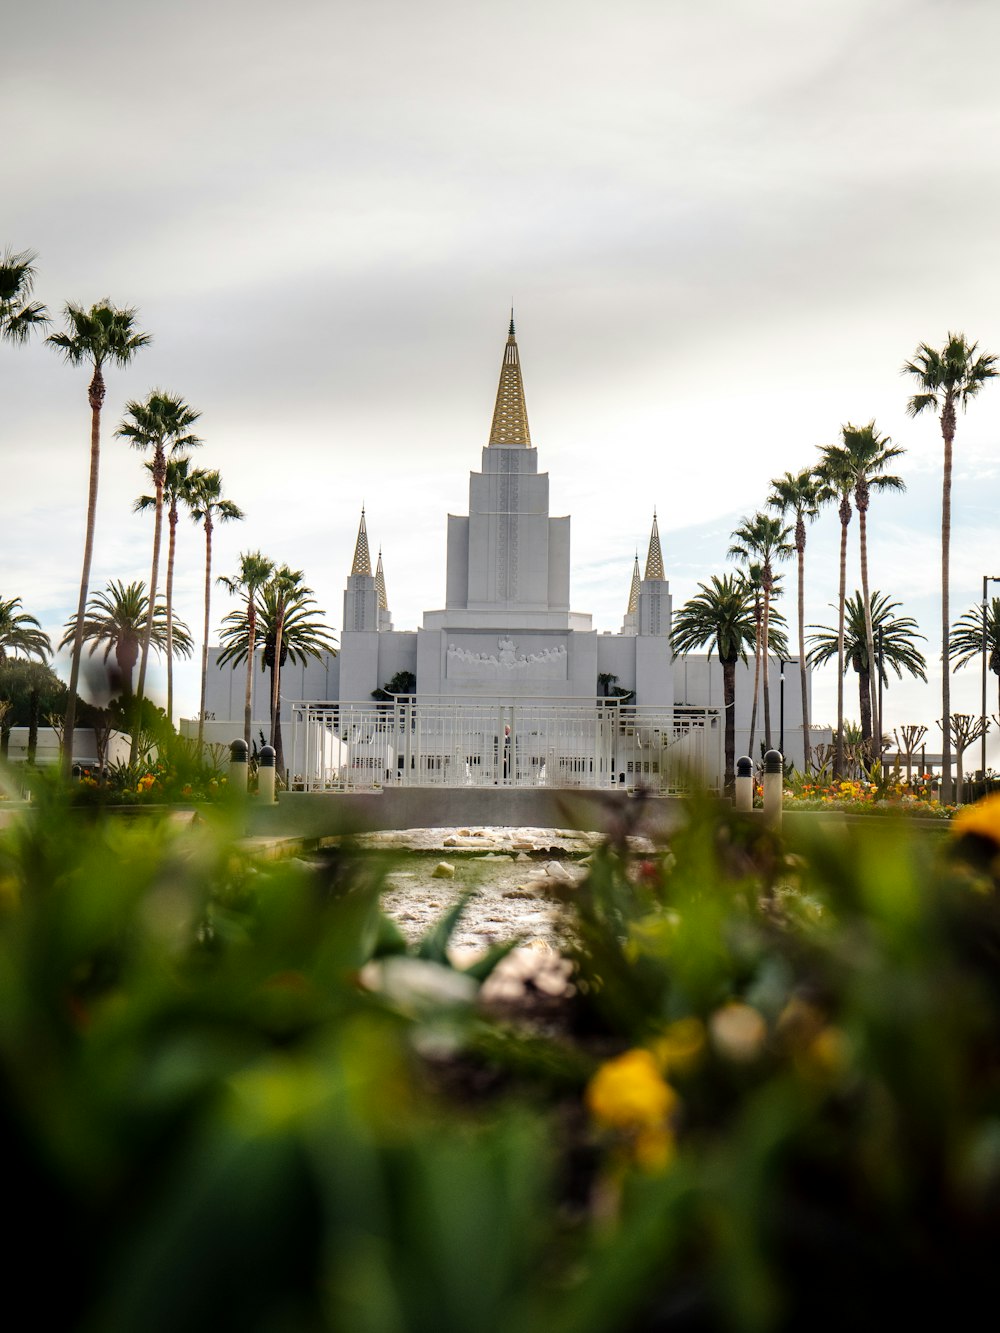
[118,391,201,757]
[904,333,998,802]
[835,423,906,757]
[728,513,793,750]
[185,470,244,750]
[218,575,337,778]
[808,591,926,756]
[136,456,200,725]
[767,467,823,770]
[0,248,49,343]
[47,302,151,772]
[218,550,275,750]
[951,597,1000,715]
[59,579,193,699]
[0,596,52,662]
[815,444,855,778]
[670,574,762,790]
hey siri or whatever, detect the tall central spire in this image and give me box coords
[644,510,665,581]
[351,507,372,576]
[488,314,532,447]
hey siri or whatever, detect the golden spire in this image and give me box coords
[627,552,641,613]
[644,510,664,581]
[488,314,532,446]
[351,507,372,576]
[375,548,388,610]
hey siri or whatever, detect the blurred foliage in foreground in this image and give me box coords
[2,773,1000,1331]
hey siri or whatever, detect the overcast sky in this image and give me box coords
[5,0,1000,761]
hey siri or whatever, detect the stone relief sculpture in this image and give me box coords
[447,636,567,679]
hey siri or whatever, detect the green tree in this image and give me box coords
[767,467,824,769]
[0,659,66,761]
[47,302,151,772]
[372,670,417,701]
[728,513,793,751]
[218,576,337,777]
[816,443,855,779]
[219,551,275,750]
[185,470,244,751]
[834,423,906,757]
[808,591,926,755]
[0,596,51,662]
[950,597,1000,715]
[0,247,48,343]
[117,391,201,760]
[670,573,773,789]
[904,333,998,801]
[59,579,193,701]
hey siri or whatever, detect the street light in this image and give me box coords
[981,576,1000,788]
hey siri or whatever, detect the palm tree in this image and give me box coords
[1,248,48,343]
[670,573,760,790]
[218,575,337,777]
[59,579,193,699]
[951,598,1000,715]
[218,550,274,750]
[136,456,200,725]
[815,444,855,778]
[47,302,151,772]
[728,513,793,750]
[767,467,823,769]
[117,391,201,759]
[904,333,998,802]
[0,660,66,762]
[185,470,244,750]
[834,423,906,757]
[0,596,52,662]
[808,591,926,756]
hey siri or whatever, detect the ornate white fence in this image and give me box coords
[289,699,722,794]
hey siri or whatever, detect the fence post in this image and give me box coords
[229,739,248,794]
[763,749,783,827]
[735,756,753,812]
[259,744,276,803]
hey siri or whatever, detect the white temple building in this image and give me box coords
[200,319,813,789]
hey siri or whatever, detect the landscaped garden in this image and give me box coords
[3,770,1000,1330]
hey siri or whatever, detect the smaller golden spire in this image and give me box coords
[627,552,641,613]
[375,548,388,611]
[351,507,372,576]
[644,510,665,581]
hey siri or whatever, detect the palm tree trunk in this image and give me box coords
[748,606,761,758]
[63,364,105,777]
[857,500,879,766]
[198,515,213,750]
[244,599,256,751]
[857,665,872,747]
[130,447,165,764]
[722,656,736,791]
[165,502,178,726]
[761,579,772,750]
[940,401,955,802]
[271,607,285,776]
[797,532,810,771]
[834,503,850,781]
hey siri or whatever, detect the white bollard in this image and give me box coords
[258,744,276,803]
[734,756,753,812]
[229,739,248,794]
[763,749,783,827]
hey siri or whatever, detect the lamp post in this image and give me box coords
[981,576,1000,787]
[877,627,884,765]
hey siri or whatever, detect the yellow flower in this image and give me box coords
[586,1048,678,1131]
[951,792,1000,846]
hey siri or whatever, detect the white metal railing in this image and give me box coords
[289,699,722,794]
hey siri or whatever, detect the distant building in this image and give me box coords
[200,319,815,784]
